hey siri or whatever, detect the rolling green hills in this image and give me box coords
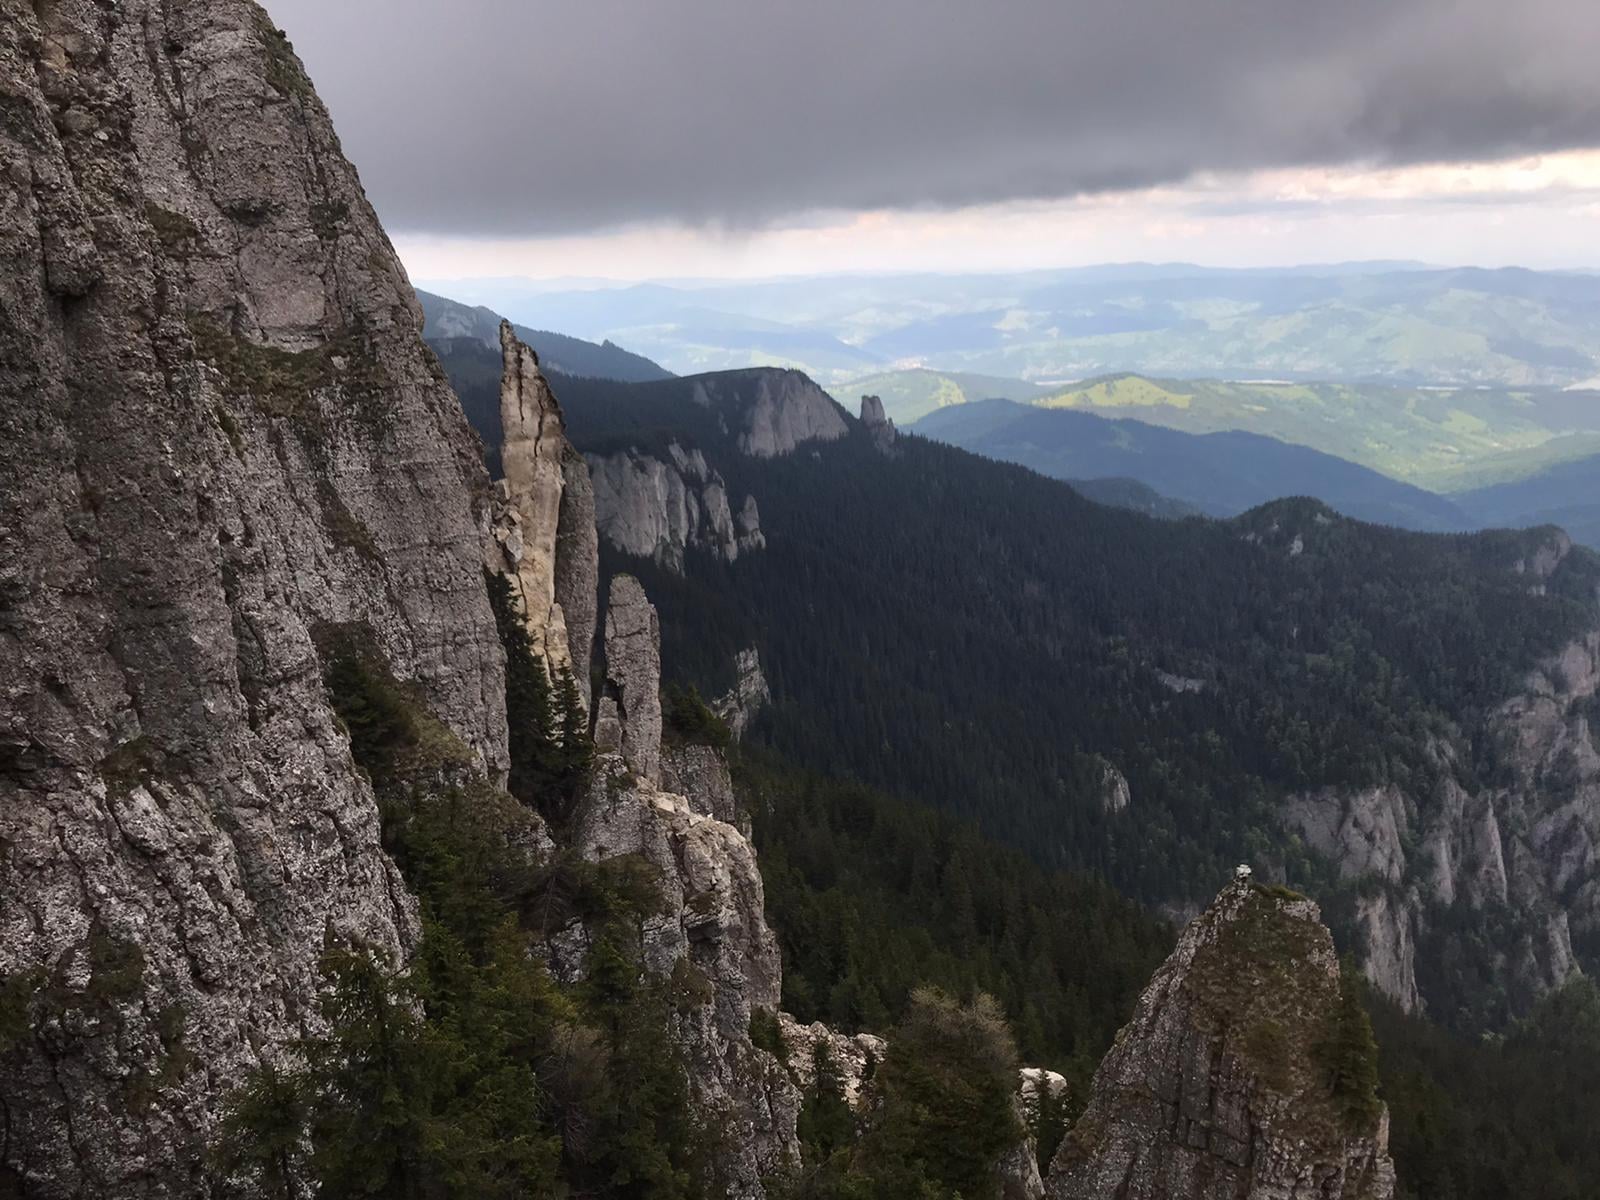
[839,368,1600,489]
[835,368,1053,423]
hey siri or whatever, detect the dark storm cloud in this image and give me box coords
[261,0,1600,236]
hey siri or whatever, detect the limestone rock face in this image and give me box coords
[662,742,743,827]
[860,393,898,449]
[558,575,801,1195]
[594,574,664,783]
[737,495,768,553]
[1286,785,1411,887]
[587,444,764,572]
[714,370,849,458]
[716,647,774,742]
[1047,879,1396,1200]
[1283,623,1600,1015]
[998,1112,1048,1200]
[566,764,801,1195]
[0,2,506,1193]
[1097,758,1132,814]
[556,447,600,707]
[777,1014,888,1109]
[493,320,579,675]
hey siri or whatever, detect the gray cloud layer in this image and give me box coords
[262,0,1600,235]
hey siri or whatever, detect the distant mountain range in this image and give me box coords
[914,400,1473,532]
[420,283,1597,546]
[848,369,1600,489]
[419,263,1600,389]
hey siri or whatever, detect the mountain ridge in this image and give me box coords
[914,398,1475,532]
[418,287,673,382]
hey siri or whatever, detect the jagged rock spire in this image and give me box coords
[593,574,663,783]
[485,321,599,705]
[1047,877,1396,1200]
[861,392,897,449]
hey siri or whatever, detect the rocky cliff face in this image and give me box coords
[690,370,849,459]
[488,319,596,685]
[716,647,773,742]
[587,442,765,572]
[0,5,804,1195]
[1286,616,1600,1015]
[1048,876,1396,1200]
[0,2,510,1193]
[860,393,898,451]
[559,574,803,1195]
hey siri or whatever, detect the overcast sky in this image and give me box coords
[263,0,1600,280]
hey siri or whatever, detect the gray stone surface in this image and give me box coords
[587,444,765,572]
[777,1014,887,1109]
[1047,879,1396,1200]
[556,445,599,708]
[494,320,577,675]
[732,370,850,458]
[716,648,773,742]
[1097,757,1132,814]
[595,574,663,784]
[1281,617,1600,1014]
[662,742,743,826]
[860,392,898,449]
[0,1,506,1193]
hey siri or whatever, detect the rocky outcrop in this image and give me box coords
[861,393,898,450]
[716,648,774,742]
[1284,622,1600,1015]
[587,443,765,572]
[689,370,849,458]
[1002,1069,1071,1200]
[0,5,818,1196]
[778,1014,887,1108]
[773,1013,1065,1200]
[1096,757,1132,814]
[491,320,583,677]
[560,579,803,1195]
[1287,786,1411,888]
[1284,784,1421,1009]
[1048,876,1395,1200]
[594,575,664,784]
[999,1118,1049,1200]
[0,2,506,1194]
[662,742,743,827]
[1512,528,1574,592]
[555,449,600,707]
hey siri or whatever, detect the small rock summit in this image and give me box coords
[861,392,898,449]
[1048,877,1396,1200]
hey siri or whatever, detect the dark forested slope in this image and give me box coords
[525,369,1600,1033]
[550,374,1597,896]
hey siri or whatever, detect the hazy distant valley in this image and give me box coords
[423,283,1600,548]
[425,263,1600,390]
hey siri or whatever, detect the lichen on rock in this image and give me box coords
[1047,877,1396,1200]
